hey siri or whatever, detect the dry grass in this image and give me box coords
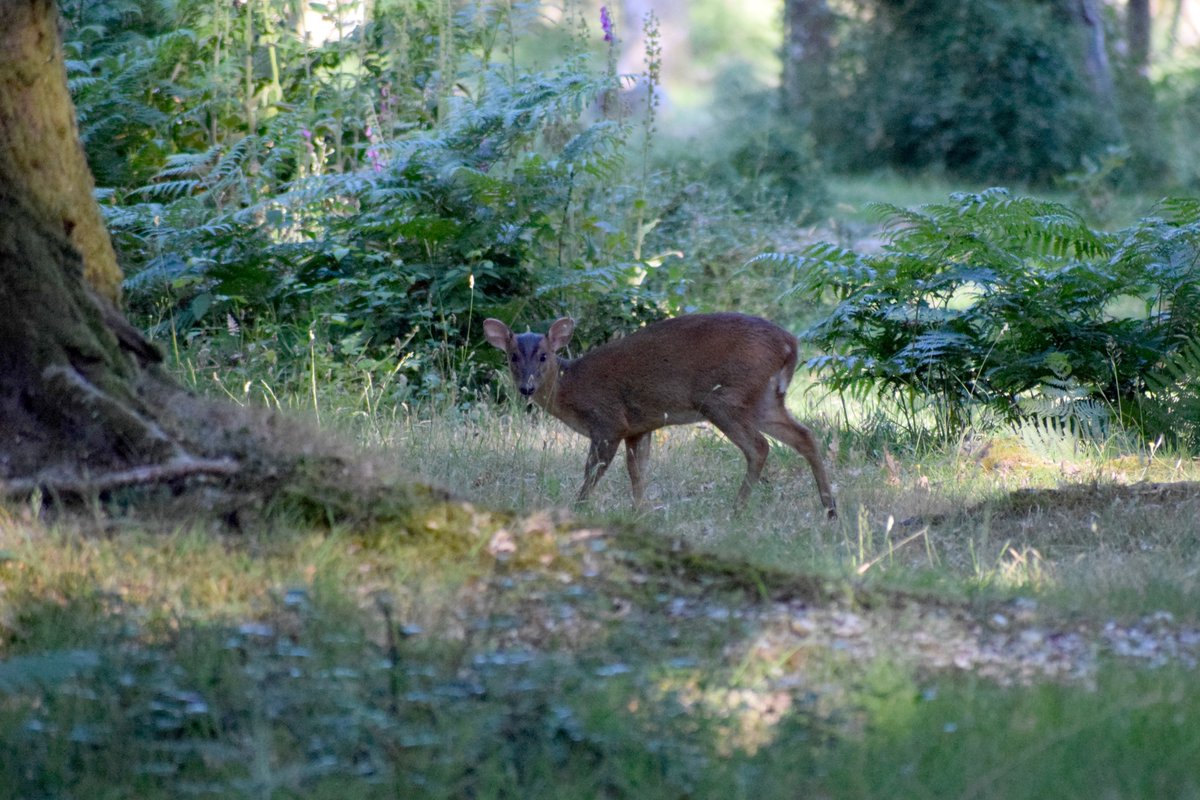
[369,395,1200,622]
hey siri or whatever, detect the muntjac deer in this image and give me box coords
[483,313,837,518]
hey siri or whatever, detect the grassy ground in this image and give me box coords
[2,386,1200,797]
[378,379,1200,616]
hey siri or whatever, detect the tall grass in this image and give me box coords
[363,379,1200,618]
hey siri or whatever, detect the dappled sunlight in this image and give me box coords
[985,544,1054,592]
[385,391,1200,633]
[4,414,1200,794]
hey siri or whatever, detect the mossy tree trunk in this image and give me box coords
[0,1,432,525]
[0,0,235,494]
[0,0,122,302]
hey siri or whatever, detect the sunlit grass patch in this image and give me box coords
[377,392,1200,621]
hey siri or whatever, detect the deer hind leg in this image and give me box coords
[760,401,837,519]
[577,436,620,503]
[624,433,651,508]
[705,405,770,507]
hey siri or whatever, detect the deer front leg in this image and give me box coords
[577,437,620,503]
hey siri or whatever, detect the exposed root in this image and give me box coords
[39,364,177,461]
[1,455,239,499]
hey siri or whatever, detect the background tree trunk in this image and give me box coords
[0,0,123,302]
[781,0,834,121]
[1127,0,1151,74]
[1120,0,1166,181]
[1076,0,1124,142]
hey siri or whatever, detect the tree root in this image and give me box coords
[38,364,177,462]
[1,455,239,499]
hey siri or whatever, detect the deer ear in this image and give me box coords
[482,318,514,351]
[546,318,575,351]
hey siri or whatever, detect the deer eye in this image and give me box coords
[539,354,547,362]
[510,353,518,362]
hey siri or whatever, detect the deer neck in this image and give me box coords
[535,356,576,415]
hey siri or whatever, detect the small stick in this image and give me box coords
[1,456,239,498]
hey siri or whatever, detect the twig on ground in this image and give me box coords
[1,456,239,498]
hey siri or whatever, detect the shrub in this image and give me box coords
[811,0,1107,185]
[758,189,1200,443]
[74,1,682,403]
[665,63,826,221]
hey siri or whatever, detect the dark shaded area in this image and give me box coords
[0,184,443,527]
[799,0,1112,184]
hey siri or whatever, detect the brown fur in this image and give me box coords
[484,313,836,517]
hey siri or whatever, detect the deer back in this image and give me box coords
[552,313,799,437]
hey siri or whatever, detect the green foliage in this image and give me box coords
[1144,335,1200,451]
[804,666,1200,800]
[0,650,99,695]
[64,2,191,187]
[1157,59,1200,189]
[812,0,1106,184]
[669,63,827,220]
[763,189,1200,441]
[316,63,642,354]
[68,0,692,404]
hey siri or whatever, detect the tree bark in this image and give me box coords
[1127,0,1151,75]
[781,0,834,120]
[0,176,243,486]
[0,0,437,526]
[0,0,123,302]
[0,0,236,494]
[1076,0,1123,141]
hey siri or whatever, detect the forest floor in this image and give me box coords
[3,436,1199,797]
[2,179,1197,796]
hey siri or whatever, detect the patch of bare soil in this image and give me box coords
[747,599,1199,690]
[479,520,1200,694]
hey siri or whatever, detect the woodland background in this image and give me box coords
[2,0,1200,796]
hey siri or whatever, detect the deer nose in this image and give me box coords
[519,386,535,397]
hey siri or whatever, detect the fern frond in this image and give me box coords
[1143,336,1200,448]
[154,148,221,179]
[1147,338,1200,392]
[1156,197,1200,226]
[1015,404,1109,456]
[123,253,194,292]
[130,179,202,200]
[67,74,104,93]
[209,137,257,180]
[535,263,643,294]
[560,121,625,180]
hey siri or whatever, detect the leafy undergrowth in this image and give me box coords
[1,484,1199,798]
